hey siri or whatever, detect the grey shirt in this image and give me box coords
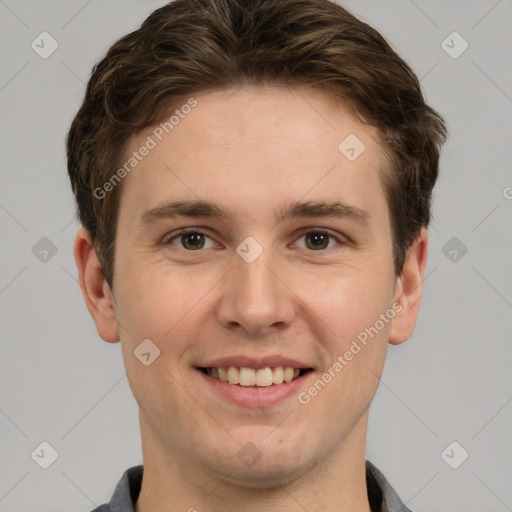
[91,460,412,512]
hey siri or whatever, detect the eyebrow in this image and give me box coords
[139,199,370,227]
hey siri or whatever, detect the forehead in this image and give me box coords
[116,86,389,228]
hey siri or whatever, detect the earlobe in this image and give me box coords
[73,227,120,343]
[388,228,429,346]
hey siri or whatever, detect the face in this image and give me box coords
[78,86,424,488]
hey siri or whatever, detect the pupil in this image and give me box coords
[308,233,328,250]
[183,233,203,249]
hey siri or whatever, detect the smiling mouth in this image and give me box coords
[198,366,313,387]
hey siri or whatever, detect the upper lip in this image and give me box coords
[198,355,312,370]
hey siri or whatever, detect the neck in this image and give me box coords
[135,412,372,512]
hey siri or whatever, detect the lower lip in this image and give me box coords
[197,369,312,408]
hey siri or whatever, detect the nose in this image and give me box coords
[216,247,296,337]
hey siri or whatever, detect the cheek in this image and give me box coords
[113,259,222,399]
[300,263,394,341]
[114,260,204,417]
[297,265,393,396]
[115,256,199,339]
[297,275,392,428]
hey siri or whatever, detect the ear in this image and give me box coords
[73,227,120,343]
[388,227,429,345]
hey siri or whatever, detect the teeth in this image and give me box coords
[283,367,294,382]
[206,366,304,387]
[227,366,239,384]
[273,366,284,384]
[218,367,228,382]
[239,367,255,386]
[256,367,273,387]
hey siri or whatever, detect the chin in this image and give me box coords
[213,453,316,490]
[201,428,320,489]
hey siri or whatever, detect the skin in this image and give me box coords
[74,86,428,512]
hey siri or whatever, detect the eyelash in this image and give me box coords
[163,227,347,252]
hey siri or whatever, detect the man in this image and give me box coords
[67,0,447,510]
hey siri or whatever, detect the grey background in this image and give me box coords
[1,0,511,511]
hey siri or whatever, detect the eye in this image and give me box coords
[165,229,219,251]
[164,227,346,252]
[294,229,344,251]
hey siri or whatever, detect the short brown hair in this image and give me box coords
[66,0,447,289]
